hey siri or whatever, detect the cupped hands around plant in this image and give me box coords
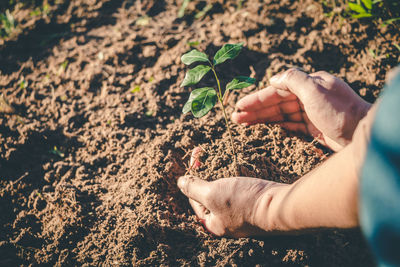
[180,43,255,159]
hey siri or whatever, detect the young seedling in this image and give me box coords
[180,43,256,168]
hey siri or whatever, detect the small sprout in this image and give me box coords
[43,74,50,84]
[50,146,65,158]
[180,43,255,169]
[29,3,50,17]
[131,85,141,93]
[30,8,42,17]
[107,120,112,125]
[381,18,400,28]
[60,95,68,101]
[19,77,28,89]
[148,76,155,83]
[136,16,150,26]
[237,0,244,10]
[42,4,50,16]
[58,60,69,75]
[145,110,154,117]
[178,0,190,18]
[0,9,16,38]
[368,48,377,59]
[16,115,25,125]
[36,192,44,199]
[187,41,200,47]
[195,4,213,19]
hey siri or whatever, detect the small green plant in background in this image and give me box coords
[347,0,400,51]
[180,43,255,162]
[177,0,214,19]
[178,0,190,18]
[348,0,400,25]
[0,9,15,38]
[29,3,50,17]
[348,0,374,18]
[50,146,64,158]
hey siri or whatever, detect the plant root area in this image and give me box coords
[1,0,398,265]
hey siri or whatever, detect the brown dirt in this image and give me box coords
[1,0,399,265]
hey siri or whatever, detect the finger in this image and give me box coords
[241,112,305,126]
[270,68,321,101]
[277,122,308,134]
[189,198,209,219]
[232,100,302,124]
[177,175,211,206]
[235,86,297,112]
[190,147,203,169]
[203,214,226,237]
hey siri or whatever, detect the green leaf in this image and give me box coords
[348,2,366,14]
[187,41,200,47]
[183,87,212,114]
[381,17,400,27]
[226,76,256,90]
[352,12,373,18]
[180,65,211,87]
[213,43,243,65]
[131,85,141,93]
[191,87,217,118]
[182,88,205,114]
[361,0,372,10]
[181,50,209,65]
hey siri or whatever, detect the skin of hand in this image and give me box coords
[178,120,371,237]
[231,68,371,151]
[177,175,287,237]
[178,69,378,237]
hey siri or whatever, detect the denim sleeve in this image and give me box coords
[360,69,400,267]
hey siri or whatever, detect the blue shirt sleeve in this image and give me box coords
[360,69,400,267]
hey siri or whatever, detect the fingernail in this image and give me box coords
[177,176,187,191]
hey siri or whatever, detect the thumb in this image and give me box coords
[270,68,321,101]
[177,175,211,206]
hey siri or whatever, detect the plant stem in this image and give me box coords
[211,67,237,164]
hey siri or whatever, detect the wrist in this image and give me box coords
[252,183,293,232]
[340,99,372,147]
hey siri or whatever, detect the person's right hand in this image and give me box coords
[232,68,371,151]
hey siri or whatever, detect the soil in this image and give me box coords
[1,0,399,265]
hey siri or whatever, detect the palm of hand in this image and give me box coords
[232,70,371,151]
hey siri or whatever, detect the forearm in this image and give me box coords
[265,143,359,231]
[257,105,376,232]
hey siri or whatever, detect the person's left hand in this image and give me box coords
[177,175,287,237]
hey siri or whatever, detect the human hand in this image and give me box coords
[232,68,371,151]
[177,175,287,237]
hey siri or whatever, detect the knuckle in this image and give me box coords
[313,70,329,77]
[285,68,299,79]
